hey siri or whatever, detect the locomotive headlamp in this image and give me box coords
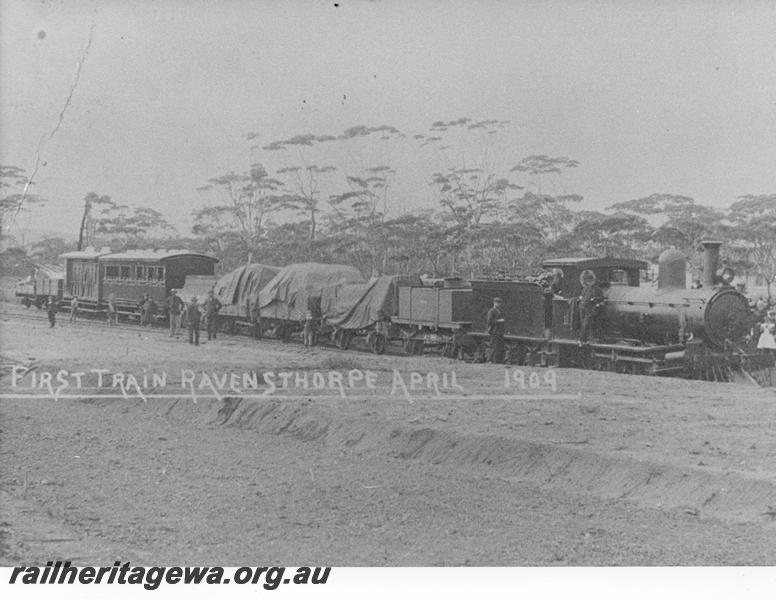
[718,267,735,285]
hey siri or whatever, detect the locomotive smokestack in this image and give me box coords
[701,240,722,288]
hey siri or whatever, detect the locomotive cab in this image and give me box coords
[540,257,647,338]
[540,257,646,299]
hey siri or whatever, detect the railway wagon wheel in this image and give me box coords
[367,332,387,355]
[473,341,488,363]
[335,329,353,350]
[408,339,424,355]
[525,348,540,367]
[505,343,527,366]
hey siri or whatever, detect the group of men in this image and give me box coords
[44,294,81,328]
[42,289,224,346]
[163,289,222,345]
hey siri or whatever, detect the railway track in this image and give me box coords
[0,302,412,359]
[3,302,773,385]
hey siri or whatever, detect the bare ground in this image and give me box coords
[1,300,775,565]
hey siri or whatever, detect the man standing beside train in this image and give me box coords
[165,289,184,337]
[186,296,201,346]
[46,295,58,328]
[139,294,156,327]
[250,298,263,340]
[69,295,79,323]
[486,297,506,363]
[203,289,222,341]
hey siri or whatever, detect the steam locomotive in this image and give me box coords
[385,241,756,380]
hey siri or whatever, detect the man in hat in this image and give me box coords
[186,296,201,346]
[579,269,605,343]
[165,289,184,337]
[203,289,222,341]
[46,295,58,328]
[302,310,316,348]
[69,295,79,322]
[486,297,506,363]
[249,298,263,340]
[139,294,156,327]
[106,294,118,326]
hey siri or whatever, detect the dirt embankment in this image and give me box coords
[2,302,776,564]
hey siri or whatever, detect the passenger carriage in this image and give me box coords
[59,247,218,319]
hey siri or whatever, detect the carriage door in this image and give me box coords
[71,261,97,298]
[83,262,97,298]
[70,262,83,297]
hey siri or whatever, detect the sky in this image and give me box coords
[2,0,776,239]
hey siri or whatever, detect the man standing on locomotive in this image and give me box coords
[579,269,604,344]
[486,297,506,363]
[203,289,222,341]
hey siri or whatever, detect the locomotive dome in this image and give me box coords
[657,248,686,289]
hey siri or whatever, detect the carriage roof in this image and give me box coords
[60,248,217,263]
[541,257,648,271]
[98,250,218,263]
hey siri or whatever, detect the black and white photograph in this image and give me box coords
[1,0,776,595]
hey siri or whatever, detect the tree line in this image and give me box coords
[1,118,775,298]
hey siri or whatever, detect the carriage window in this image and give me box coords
[140,266,149,280]
[120,265,131,279]
[105,265,119,279]
[156,267,165,280]
[609,269,629,285]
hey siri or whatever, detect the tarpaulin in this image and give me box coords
[213,263,280,317]
[259,263,365,321]
[34,263,65,280]
[325,274,422,330]
[179,275,218,303]
[321,281,372,323]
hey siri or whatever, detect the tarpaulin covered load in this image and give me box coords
[213,263,280,317]
[325,274,422,330]
[34,263,65,281]
[320,281,372,323]
[179,275,218,303]
[259,263,365,321]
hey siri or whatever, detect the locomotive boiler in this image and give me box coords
[600,241,751,349]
